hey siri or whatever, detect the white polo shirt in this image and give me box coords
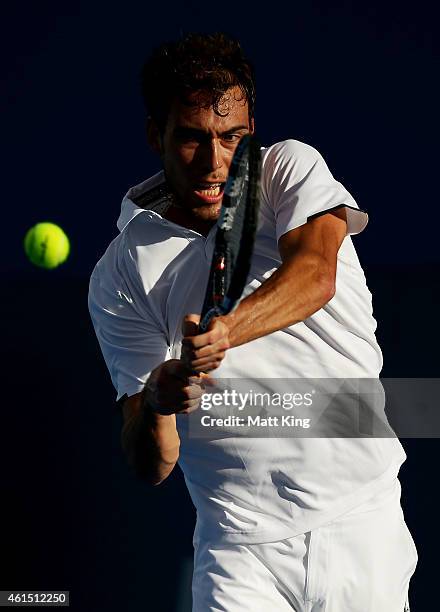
[88,139,406,544]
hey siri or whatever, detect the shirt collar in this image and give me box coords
[116,171,167,233]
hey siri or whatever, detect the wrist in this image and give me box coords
[141,391,177,427]
[218,311,237,348]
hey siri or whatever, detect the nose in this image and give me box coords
[212,139,222,169]
[203,138,223,172]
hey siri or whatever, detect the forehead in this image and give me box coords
[166,86,250,131]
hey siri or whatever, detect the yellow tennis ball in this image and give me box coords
[24,222,70,269]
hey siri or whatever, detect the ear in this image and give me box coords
[146,117,163,156]
[249,117,255,135]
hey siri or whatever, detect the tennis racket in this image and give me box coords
[199,133,262,333]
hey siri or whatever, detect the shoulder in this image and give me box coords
[88,232,129,300]
[261,139,323,174]
[259,139,326,200]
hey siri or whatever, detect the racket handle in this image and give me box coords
[199,298,232,333]
[199,308,217,333]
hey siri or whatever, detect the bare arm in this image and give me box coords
[182,210,348,370]
[223,209,347,347]
[121,211,348,479]
[121,324,208,485]
[121,390,180,486]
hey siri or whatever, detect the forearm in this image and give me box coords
[121,397,180,485]
[182,214,346,372]
[221,251,335,348]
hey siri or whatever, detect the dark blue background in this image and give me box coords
[2,1,438,610]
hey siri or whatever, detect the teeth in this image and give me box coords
[195,183,223,196]
[198,186,221,196]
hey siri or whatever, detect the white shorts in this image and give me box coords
[192,478,417,611]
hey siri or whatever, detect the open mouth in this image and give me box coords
[193,182,226,198]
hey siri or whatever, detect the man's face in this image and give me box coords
[151,86,254,226]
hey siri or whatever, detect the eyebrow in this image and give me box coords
[173,125,249,136]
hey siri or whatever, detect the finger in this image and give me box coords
[155,378,205,406]
[178,400,202,415]
[189,372,216,391]
[190,351,226,368]
[188,374,206,386]
[199,373,216,387]
[182,383,204,400]
[182,314,200,338]
[176,393,203,414]
[182,327,218,349]
[164,358,197,381]
[191,360,223,373]
[180,343,196,367]
[192,339,229,359]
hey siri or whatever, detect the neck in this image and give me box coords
[164,203,215,237]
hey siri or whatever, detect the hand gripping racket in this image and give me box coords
[199,134,262,333]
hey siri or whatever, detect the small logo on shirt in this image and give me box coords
[117,290,133,303]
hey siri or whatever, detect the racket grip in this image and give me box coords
[199,297,233,333]
[199,308,216,333]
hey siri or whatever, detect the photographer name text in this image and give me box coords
[201,415,311,428]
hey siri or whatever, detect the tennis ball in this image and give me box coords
[24,222,70,269]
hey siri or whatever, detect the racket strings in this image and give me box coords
[200,134,261,331]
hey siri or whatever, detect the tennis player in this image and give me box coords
[88,32,417,611]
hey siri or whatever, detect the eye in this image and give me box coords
[222,134,241,142]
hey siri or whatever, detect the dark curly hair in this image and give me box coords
[141,32,256,133]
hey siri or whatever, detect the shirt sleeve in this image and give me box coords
[88,254,170,402]
[262,140,368,241]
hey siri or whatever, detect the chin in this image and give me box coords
[191,201,222,221]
